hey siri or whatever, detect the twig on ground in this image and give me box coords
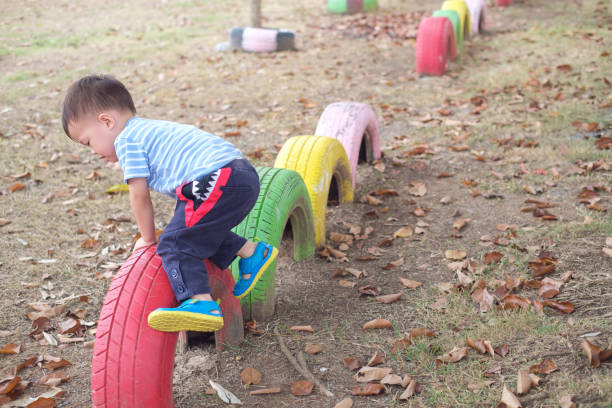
[274,327,333,398]
[57,293,91,303]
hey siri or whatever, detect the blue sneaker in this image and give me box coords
[147,299,223,332]
[233,242,278,299]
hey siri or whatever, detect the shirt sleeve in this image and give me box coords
[115,133,150,182]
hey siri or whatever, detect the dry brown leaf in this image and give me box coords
[9,183,26,193]
[0,342,21,355]
[431,297,448,311]
[358,285,381,297]
[437,347,468,363]
[305,343,323,355]
[291,379,314,396]
[344,357,360,371]
[581,339,604,367]
[409,328,435,339]
[516,369,532,395]
[399,380,418,399]
[453,218,471,232]
[351,382,384,396]
[250,387,281,395]
[542,300,574,314]
[290,325,314,333]
[393,226,413,238]
[367,352,385,367]
[338,280,356,288]
[391,337,412,354]
[479,288,496,313]
[37,370,69,387]
[399,277,422,288]
[362,319,392,331]
[380,373,403,385]
[467,381,494,391]
[495,344,509,358]
[500,384,522,408]
[329,232,353,244]
[440,195,453,205]
[366,194,383,206]
[484,251,504,265]
[375,293,403,304]
[240,366,262,385]
[538,284,559,299]
[58,318,81,335]
[0,218,11,227]
[445,250,467,260]
[334,398,353,408]
[529,359,558,374]
[500,295,531,311]
[604,247,612,258]
[408,182,427,196]
[354,366,392,383]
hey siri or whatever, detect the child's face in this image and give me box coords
[68,112,120,162]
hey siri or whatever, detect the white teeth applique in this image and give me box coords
[192,169,221,202]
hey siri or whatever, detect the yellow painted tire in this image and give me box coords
[274,135,353,246]
[442,0,471,41]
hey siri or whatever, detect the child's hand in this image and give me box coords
[133,237,157,252]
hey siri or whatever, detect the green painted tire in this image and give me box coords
[363,0,378,11]
[328,0,348,13]
[433,9,462,49]
[230,166,315,321]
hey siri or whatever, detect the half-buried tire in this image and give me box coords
[92,247,245,407]
[433,9,462,49]
[274,136,353,247]
[416,17,457,76]
[91,246,176,408]
[230,167,315,321]
[464,0,487,35]
[441,0,472,42]
[314,102,381,188]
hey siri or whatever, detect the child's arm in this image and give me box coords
[128,178,157,250]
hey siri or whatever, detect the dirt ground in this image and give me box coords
[0,0,611,406]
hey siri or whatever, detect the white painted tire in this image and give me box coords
[314,102,381,188]
[230,27,296,53]
[464,0,487,34]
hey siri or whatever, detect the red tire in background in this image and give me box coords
[497,0,512,6]
[415,17,457,76]
[91,246,177,408]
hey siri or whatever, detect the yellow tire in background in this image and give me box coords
[274,135,353,246]
[442,0,471,41]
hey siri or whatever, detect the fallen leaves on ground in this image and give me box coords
[375,293,403,304]
[290,380,314,396]
[436,347,468,365]
[367,352,385,367]
[484,251,504,265]
[290,325,314,333]
[0,342,21,355]
[529,359,558,375]
[581,339,612,368]
[334,397,353,408]
[445,249,467,260]
[362,318,392,331]
[240,366,262,385]
[344,357,360,371]
[305,343,323,355]
[351,382,385,396]
[408,182,427,196]
[466,337,494,357]
[399,277,422,288]
[542,300,574,314]
[354,366,392,382]
[399,380,419,399]
[250,387,281,395]
[499,384,522,408]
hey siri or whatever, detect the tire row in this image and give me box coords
[229,27,296,52]
[91,102,381,408]
[415,0,487,76]
[230,101,381,320]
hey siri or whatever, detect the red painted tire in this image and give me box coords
[314,102,381,188]
[415,17,457,76]
[465,0,487,34]
[497,0,512,6]
[91,246,177,408]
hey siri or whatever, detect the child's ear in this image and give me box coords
[97,112,116,130]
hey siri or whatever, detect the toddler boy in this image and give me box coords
[62,75,277,332]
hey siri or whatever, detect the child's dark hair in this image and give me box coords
[62,75,136,137]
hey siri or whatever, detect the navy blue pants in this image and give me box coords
[157,158,259,302]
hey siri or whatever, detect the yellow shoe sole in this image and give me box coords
[147,309,224,333]
[235,246,279,299]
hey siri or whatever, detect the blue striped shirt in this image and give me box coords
[114,117,242,198]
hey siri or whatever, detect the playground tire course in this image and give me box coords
[230,167,315,321]
[441,0,472,41]
[433,9,462,49]
[464,0,487,34]
[315,102,381,188]
[416,17,457,76]
[274,136,353,247]
[91,246,176,408]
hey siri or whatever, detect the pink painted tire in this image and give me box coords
[314,102,381,188]
[464,0,487,34]
[415,17,457,76]
[242,27,278,53]
[497,0,512,6]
